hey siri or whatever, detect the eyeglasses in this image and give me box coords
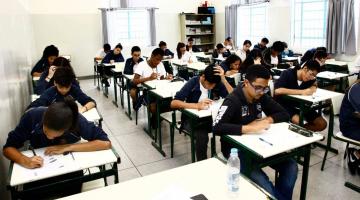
[306,70,316,80]
[249,82,270,94]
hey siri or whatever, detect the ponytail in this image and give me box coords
[43,96,78,132]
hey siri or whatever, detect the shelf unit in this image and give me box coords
[180,13,215,53]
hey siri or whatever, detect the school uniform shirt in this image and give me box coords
[235,49,248,62]
[35,70,80,95]
[28,86,95,110]
[220,61,230,72]
[101,50,124,64]
[123,57,144,75]
[134,60,167,79]
[339,82,360,141]
[186,45,200,53]
[212,85,289,156]
[253,43,266,52]
[164,49,174,57]
[274,68,316,115]
[3,107,109,149]
[300,48,317,65]
[262,47,282,70]
[177,51,193,63]
[31,58,49,75]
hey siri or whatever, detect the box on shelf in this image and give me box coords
[198,6,215,14]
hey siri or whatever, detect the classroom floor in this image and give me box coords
[80,78,360,199]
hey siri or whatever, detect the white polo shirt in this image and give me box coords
[134,60,167,79]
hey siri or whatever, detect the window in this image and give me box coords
[236,4,268,47]
[291,0,328,51]
[106,9,151,47]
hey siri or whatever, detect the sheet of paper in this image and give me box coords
[151,185,192,200]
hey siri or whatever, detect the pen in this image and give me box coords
[29,145,37,156]
[259,137,273,146]
[70,152,75,160]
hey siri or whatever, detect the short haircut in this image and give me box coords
[224,54,241,66]
[115,43,123,50]
[203,64,221,84]
[272,41,285,52]
[313,50,327,60]
[261,37,269,44]
[54,66,76,87]
[53,57,70,68]
[159,41,167,47]
[316,47,327,52]
[226,37,232,41]
[303,59,321,73]
[188,37,194,42]
[216,43,224,50]
[151,48,165,57]
[245,64,271,82]
[243,40,252,46]
[42,45,59,58]
[131,46,141,54]
[282,42,288,49]
[103,43,111,51]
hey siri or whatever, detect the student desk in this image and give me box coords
[195,53,212,64]
[146,80,186,156]
[109,62,125,107]
[180,100,224,162]
[31,94,40,102]
[316,71,349,92]
[93,59,101,88]
[99,62,123,98]
[325,59,349,74]
[223,122,323,200]
[283,56,299,62]
[59,158,272,200]
[213,57,225,64]
[82,108,103,128]
[7,147,121,200]
[121,74,136,120]
[284,89,343,154]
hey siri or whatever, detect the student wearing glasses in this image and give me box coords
[274,60,327,132]
[213,65,296,200]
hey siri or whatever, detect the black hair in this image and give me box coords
[216,43,224,50]
[103,43,111,52]
[245,64,271,82]
[241,49,263,74]
[203,64,221,84]
[176,42,186,59]
[131,46,141,54]
[302,59,321,73]
[54,66,76,87]
[53,57,70,68]
[224,54,241,67]
[313,50,327,60]
[283,42,288,49]
[115,43,123,50]
[151,47,165,57]
[159,41,167,47]
[243,40,252,46]
[272,41,285,52]
[226,37,232,41]
[316,47,327,52]
[42,45,59,59]
[261,38,269,44]
[188,37,194,42]
[43,96,78,132]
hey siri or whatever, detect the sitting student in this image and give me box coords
[262,41,285,70]
[176,42,195,63]
[223,37,234,51]
[212,43,227,60]
[159,41,174,58]
[131,48,172,107]
[213,65,296,200]
[3,97,110,199]
[236,40,252,62]
[28,67,96,114]
[186,37,201,53]
[281,42,294,58]
[339,80,360,174]
[240,49,263,76]
[34,57,79,95]
[300,47,327,65]
[253,37,269,52]
[171,65,233,161]
[274,60,327,132]
[95,43,111,61]
[100,43,125,87]
[220,54,241,76]
[313,50,328,67]
[124,46,144,75]
[31,45,59,77]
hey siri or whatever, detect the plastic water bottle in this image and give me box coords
[227,148,240,193]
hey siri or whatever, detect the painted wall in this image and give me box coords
[0,0,36,199]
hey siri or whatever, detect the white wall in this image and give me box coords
[29,0,229,77]
[0,0,36,199]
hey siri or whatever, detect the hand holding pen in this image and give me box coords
[23,145,44,169]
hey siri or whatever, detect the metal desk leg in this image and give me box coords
[144,91,154,139]
[300,146,311,200]
[190,120,196,163]
[120,76,125,108]
[345,182,360,193]
[299,103,305,127]
[151,96,166,157]
[112,75,118,107]
[125,80,133,120]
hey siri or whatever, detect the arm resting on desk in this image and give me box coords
[132,74,154,85]
[3,147,44,169]
[44,140,111,155]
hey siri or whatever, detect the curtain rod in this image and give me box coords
[98,7,158,11]
[229,0,270,7]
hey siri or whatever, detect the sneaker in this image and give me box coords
[347,148,359,175]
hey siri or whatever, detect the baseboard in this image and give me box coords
[77,75,94,80]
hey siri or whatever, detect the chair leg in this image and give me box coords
[170,123,175,158]
[344,143,349,159]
